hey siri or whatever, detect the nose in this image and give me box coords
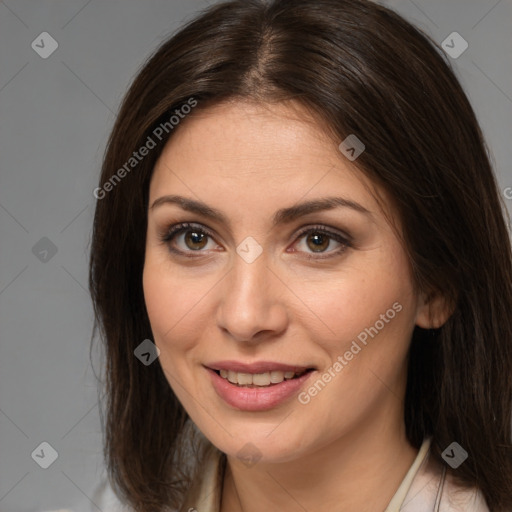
[215,250,289,343]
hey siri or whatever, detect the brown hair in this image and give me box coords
[88,0,512,510]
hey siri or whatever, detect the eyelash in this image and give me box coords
[159,222,352,260]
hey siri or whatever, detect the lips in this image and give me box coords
[205,360,316,411]
[206,360,314,374]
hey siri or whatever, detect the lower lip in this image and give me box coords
[206,367,315,411]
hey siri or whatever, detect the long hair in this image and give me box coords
[88,0,512,510]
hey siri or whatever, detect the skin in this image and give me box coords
[143,99,451,512]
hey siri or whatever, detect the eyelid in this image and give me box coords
[289,224,352,260]
[158,222,220,248]
[159,221,352,258]
[293,223,353,244]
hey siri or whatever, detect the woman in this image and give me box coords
[88,0,512,510]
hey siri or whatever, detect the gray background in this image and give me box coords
[0,1,511,511]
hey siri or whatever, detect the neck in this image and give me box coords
[220,404,418,512]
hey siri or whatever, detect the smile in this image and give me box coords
[205,361,316,411]
[215,369,309,387]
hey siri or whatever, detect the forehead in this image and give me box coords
[149,100,392,223]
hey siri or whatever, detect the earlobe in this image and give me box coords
[415,289,456,329]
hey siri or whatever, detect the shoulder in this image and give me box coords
[88,477,135,512]
[440,470,490,512]
[401,445,490,512]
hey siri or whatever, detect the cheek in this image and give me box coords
[291,254,417,421]
[142,257,193,349]
[142,252,221,362]
[142,260,202,403]
[293,242,416,351]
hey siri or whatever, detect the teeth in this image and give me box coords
[217,369,307,387]
[270,371,284,383]
[237,373,253,385]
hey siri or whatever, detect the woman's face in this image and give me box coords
[143,100,433,463]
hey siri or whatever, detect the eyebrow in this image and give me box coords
[150,194,372,227]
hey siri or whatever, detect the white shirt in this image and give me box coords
[43,437,490,512]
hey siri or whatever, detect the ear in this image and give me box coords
[415,288,456,329]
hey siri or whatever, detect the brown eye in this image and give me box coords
[306,232,330,252]
[292,226,351,260]
[160,222,218,255]
[184,230,208,250]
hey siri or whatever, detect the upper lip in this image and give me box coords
[206,360,315,374]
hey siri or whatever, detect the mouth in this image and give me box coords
[204,361,317,411]
[210,368,314,388]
